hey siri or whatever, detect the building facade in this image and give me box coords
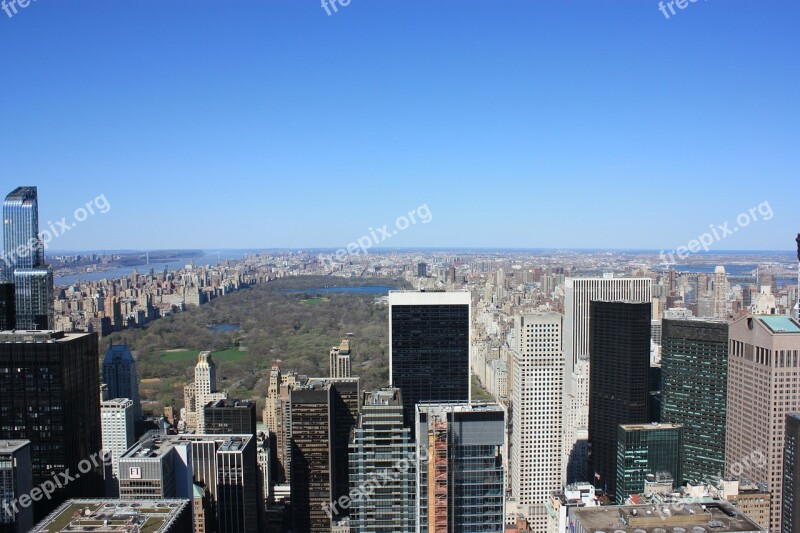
[415,403,506,533]
[102,343,141,419]
[615,423,684,503]
[783,413,800,533]
[511,312,564,532]
[389,290,471,427]
[0,440,33,533]
[725,315,800,531]
[587,301,651,500]
[661,318,728,483]
[100,398,135,483]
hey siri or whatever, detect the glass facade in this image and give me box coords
[615,424,684,503]
[588,301,651,500]
[2,187,42,279]
[783,413,800,533]
[349,388,415,533]
[661,319,728,483]
[390,296,470,428]
[415,404,505,533]
[12,268,53,330]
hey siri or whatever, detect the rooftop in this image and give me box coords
[570,502,766,533]
[0,330,92,343]
[755,315,800,334]
[0,439,30,454]
[30,499,189,533]
[620,423,683,431]
[120,431,252,460]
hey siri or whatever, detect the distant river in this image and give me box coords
[55,251,248,286]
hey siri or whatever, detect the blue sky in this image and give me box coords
[1,0,797,252]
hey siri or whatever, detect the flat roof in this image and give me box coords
[30,499,189,532]
[0,440,30,454]
[120,431,252,460]
[620,423,683,431]
[571,502,766,533]
[755,315,800,334]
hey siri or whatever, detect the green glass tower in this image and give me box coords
[616,423,684,503]
[661,318,728,483]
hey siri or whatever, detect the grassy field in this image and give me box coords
[159,348,246,362]
[302,297,329,305]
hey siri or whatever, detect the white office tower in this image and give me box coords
[712,265,728,318]
[194,351,228,433]
[511,313,564,532]
[562,277,651,483]
[101,398,135,486]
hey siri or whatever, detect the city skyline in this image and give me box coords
[1,2,798,251]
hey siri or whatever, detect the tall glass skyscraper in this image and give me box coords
[349,388,415,533]
[389,291,471,428]
[661,318,728,483]
[415,403,505,533]
[616,423,684,503]
[2,187,53,330]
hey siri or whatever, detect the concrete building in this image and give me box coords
[348,388,415,532]
[203,399,256,437]
[30,499,191,532]
[0,440,33,533]
[563,277,652,483]
[330,339,352,378]
[546,484,599,533]
[187,351,228,433]
[713,266,729,318]
[389,290,471,428]
[725,315,800,531]
[100,398,135,489]
[415,402,505,533]
[511,312,564,532]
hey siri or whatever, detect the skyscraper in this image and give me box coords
[102,342,141,419]
[389,290,471,427]
[587,301,651,500]
[712,266,728,319]
[2,187,53,330]
[329,339,352,379]
[0,440,33,533]
[348,388,415,532]
[511,312,564,532]
[783,413,800,533]
[290,383,333,532]
[100,398,135,489]
[415,403,506,533]
[0,330,102,519]
[615,423,684,503]
[192,351,228,433]
[562,277,652,483]
[203,399,257,437]
[726,315,800,532]
[661,318,728,483]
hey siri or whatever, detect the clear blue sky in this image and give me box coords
[1,0,797,252]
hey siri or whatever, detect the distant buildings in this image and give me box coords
[348,388,415,532]
[0,440,33,533]
[415,402,505,533]
[563,277,652,483]
[0,330,102,519]
[102,342,141,419]
[726,315,800,531]
[511,312,564,531]
[615,423,684,503]
[389,290,471,427]
[587,301,651,500]
[661,318,728,483]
